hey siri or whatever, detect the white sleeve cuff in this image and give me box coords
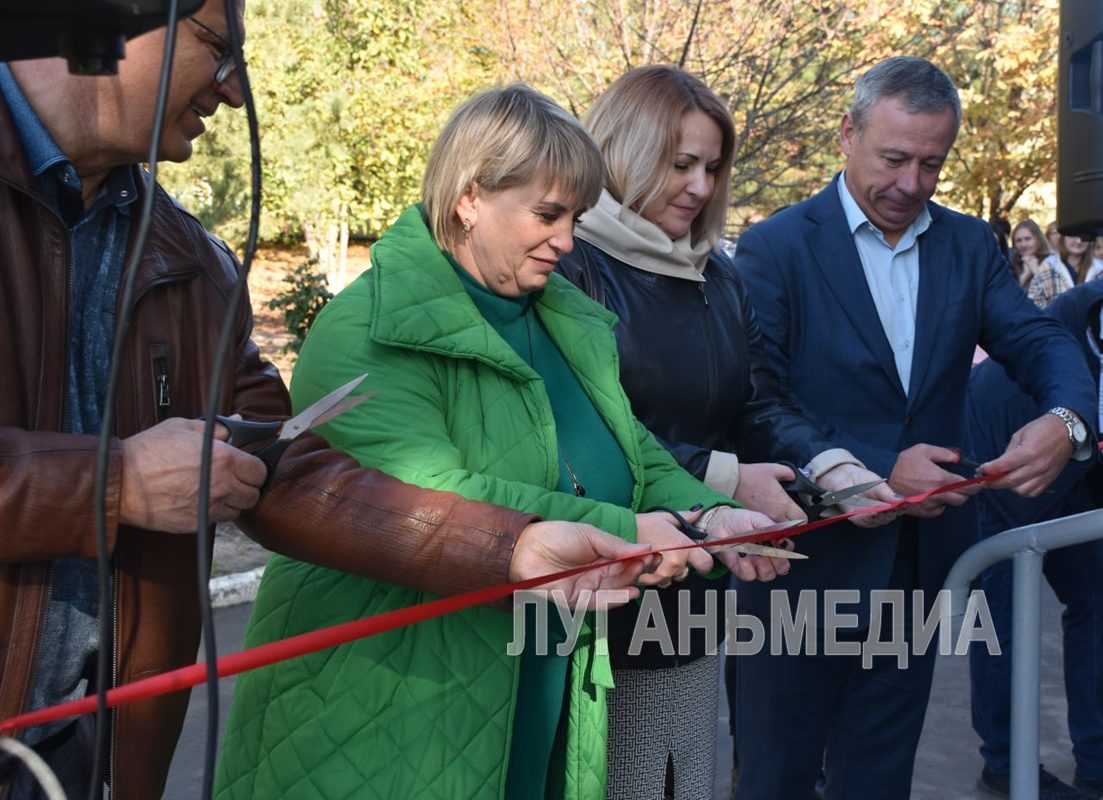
[1072,440,1094,462]
[703,450,741,497]
[805,448,865,482]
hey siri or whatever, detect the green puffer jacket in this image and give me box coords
[214,206,732,800]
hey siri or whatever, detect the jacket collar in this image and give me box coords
[804,174,951,404]
[0,64,68,179]
[370,205,618,381]
[0,81,48,206]
[0,91,213,291]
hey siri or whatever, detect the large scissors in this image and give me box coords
[213,373,375,488]
[945,448,983,478]
[646,507,806,559]
[778,461,885,519]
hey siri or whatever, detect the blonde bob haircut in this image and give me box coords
[584,65,735,247]
[422,83,603,251]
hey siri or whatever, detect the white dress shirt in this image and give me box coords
[837,173,931,395]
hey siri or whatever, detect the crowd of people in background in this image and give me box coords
[997,217,1103,308]
[3,3,1103,799]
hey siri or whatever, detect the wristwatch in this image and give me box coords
[1047,406,1089,451]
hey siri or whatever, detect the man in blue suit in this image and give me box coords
[732,56,1098,799]
[969,282,1103,800]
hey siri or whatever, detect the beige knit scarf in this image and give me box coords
[574,189,712,282]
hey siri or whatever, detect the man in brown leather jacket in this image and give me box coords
[0,2,656,797]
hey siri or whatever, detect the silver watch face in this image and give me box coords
[1072,418,1088,446]
[1050,407,1088,447]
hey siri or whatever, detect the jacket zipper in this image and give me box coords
[108,564,119,795]
[61,255,74,431]
[151,345,172,422]
[20,187,66,743]
[26,563,55,740]
[104,277,190,793]
[698,282,709,308]
[156,365,171,416]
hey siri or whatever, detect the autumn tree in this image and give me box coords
[162,0,1059,253]
[479,0,987,228]
[935,0,1060,224]
[162,0,492,289]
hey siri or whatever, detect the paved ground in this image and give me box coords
[211,523,270,578]
[713,588,1078,799]
[164,531,1079,799]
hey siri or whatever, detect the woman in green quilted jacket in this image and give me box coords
[214,84,791,800]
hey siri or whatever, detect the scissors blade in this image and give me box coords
[818,479,886,507]
[279,373,370,440]
[728,542,807,559]
[309,389,377,430]
[828,495,888,512]
[706,518,803,552]
[746,518,804,537]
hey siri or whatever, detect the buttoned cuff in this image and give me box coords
[704,450,741,497]
[805,448,865,482]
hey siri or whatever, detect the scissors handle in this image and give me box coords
[645,505,708,541]
[210,416,287,492]
[254,438,295,492]
[778,460,825,499]
[778,460,843,518]
[946,447,983,477]
[212,416,283,448]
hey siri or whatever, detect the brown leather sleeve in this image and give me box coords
[241,432,538,597]
[0,428,122,561]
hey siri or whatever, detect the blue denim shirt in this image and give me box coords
[0,64,138,744]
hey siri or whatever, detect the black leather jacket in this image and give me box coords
[558,237,839,668]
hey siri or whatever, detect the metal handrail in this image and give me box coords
[942,508,1103,800]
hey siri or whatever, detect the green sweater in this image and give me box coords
[214,206,732,800]
[450,255,633,798]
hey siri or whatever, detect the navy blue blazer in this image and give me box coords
[969,281,1103,536]
[734,177,1096,626]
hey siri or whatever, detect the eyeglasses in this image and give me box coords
[186,17,240,85]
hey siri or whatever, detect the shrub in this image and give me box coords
[267,257,334,353]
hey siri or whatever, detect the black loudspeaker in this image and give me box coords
[1059,0,1103,237]
[0,0,203,75]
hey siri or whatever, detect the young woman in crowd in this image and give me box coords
[1021,223,1103,306]
[1024,229,1085,308]
[1009,218,1059,290]
[214,83,791,800]
[1046,220,1063,253]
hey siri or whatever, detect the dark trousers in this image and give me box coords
[0,716,101,800]
[969,537,1103,782]
[734,523,938,799]
[733,617,937,799]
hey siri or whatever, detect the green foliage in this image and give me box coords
[160,0,1061,249]
[934,0,1059,222]
[162,0,493,254]
[266,257,334,353]
[478,0,983,225]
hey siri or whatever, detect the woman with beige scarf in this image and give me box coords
[557,65,897,799]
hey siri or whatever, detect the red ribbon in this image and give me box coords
[0,470,1002,736]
